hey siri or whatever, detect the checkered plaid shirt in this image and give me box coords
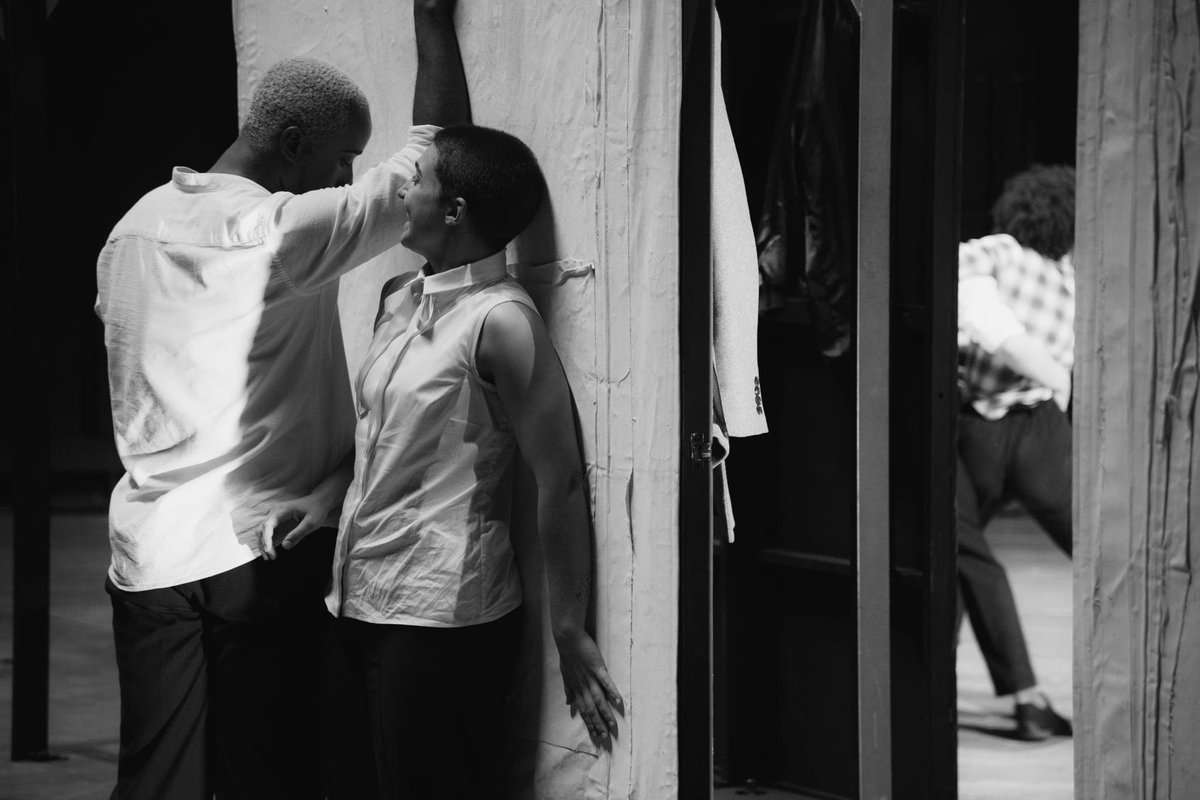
[957,233,1075,420]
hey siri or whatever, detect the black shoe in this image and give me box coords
[1014,696,1073,741]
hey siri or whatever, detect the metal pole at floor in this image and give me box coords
[4,0,58,763]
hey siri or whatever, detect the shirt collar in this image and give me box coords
[420,250,508,295]
[172,167,266,194]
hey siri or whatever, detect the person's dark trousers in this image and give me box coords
[956,401,1072,697]
[321,617,380,800]
[336,610,522,800]
[106,528,336,800]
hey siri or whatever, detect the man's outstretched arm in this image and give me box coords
[414,0,471,126]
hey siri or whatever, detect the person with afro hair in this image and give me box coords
[955,163,1076,740]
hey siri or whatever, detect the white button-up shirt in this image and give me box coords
[328,252,532,627]
[96,126,438,591]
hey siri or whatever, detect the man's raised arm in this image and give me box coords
[414,0,471,126]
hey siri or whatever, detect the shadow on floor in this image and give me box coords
[1,510,119,800]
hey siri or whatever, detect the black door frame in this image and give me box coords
[678,0,715,796]
[679,0,963,796]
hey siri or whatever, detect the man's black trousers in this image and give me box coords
[106,529,335,800]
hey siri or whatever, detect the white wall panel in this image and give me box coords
[232,2,681,796]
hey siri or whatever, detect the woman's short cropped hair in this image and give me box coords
[432,125,544,251]
[241,57,369,154]
[991,163,1076,261]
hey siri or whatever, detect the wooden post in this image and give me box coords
[1076,1,1200,796]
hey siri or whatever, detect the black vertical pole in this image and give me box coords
[5,0,56,762]
[679,0,714,796]
[926,0,965,795]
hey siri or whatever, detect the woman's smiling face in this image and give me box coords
[398,144,452,261]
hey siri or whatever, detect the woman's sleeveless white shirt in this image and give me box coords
[328,251,534,627]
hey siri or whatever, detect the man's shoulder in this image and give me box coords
[959,233,1027,275]
[107,180,279,248]
[105,181,177,235]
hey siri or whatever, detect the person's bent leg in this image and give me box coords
[956,413,1038,696]
[1010,400,1073,557]
[107,577,211,800]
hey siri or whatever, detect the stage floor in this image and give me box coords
[0,508,1073,799]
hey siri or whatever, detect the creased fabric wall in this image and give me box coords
[1076,1,1200,797]
[231,2,680,797]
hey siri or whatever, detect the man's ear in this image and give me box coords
[444,196,467,227]
[278,125,307,165]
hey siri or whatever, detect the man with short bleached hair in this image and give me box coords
[239,57,371,157]
[95,3,467,797]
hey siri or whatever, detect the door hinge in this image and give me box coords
[689,432,712,469]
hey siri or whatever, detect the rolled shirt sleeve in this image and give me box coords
[957,236,1027,353]
[959,274,1026,353]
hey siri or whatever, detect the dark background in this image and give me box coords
[1,3,1078,510]
[713,0,1077,795]
[2,1,238,508]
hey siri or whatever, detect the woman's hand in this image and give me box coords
[554,627,624,746]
